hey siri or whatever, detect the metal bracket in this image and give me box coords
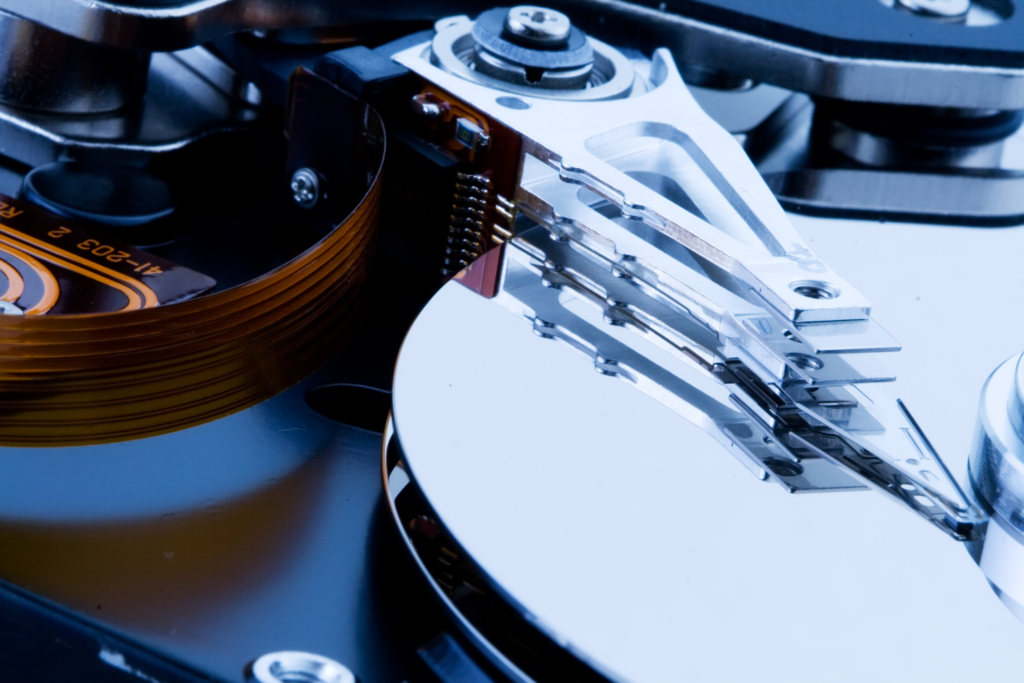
[394,30,985,539]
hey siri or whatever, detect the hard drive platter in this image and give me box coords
[387,217,1024,682]
[1,1,1024,682]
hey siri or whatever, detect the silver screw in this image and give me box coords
[504,6,572,46]
[410,94,444,121]
[250,651,355,683]
[895,0,970,21]
[290,168,321,210]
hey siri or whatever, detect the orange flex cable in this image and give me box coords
[0,241,61,314]
[0,79,385,447]
[0,223,157,309]
[0,247,25,303]
[0,233,143,311]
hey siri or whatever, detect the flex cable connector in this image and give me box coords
[393,22,985,539]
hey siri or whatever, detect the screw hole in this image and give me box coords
[496,96,531,110]
[790,280,840,300]
[787,353,824,372]
[764,458,804,477]
[250,652,355,683]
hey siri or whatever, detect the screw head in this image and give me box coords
[290,168,321,210]
[410,94,444,121]
[503,6,572,47]
[894,0,970,21]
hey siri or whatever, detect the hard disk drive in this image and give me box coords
[0,1,1023,682]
